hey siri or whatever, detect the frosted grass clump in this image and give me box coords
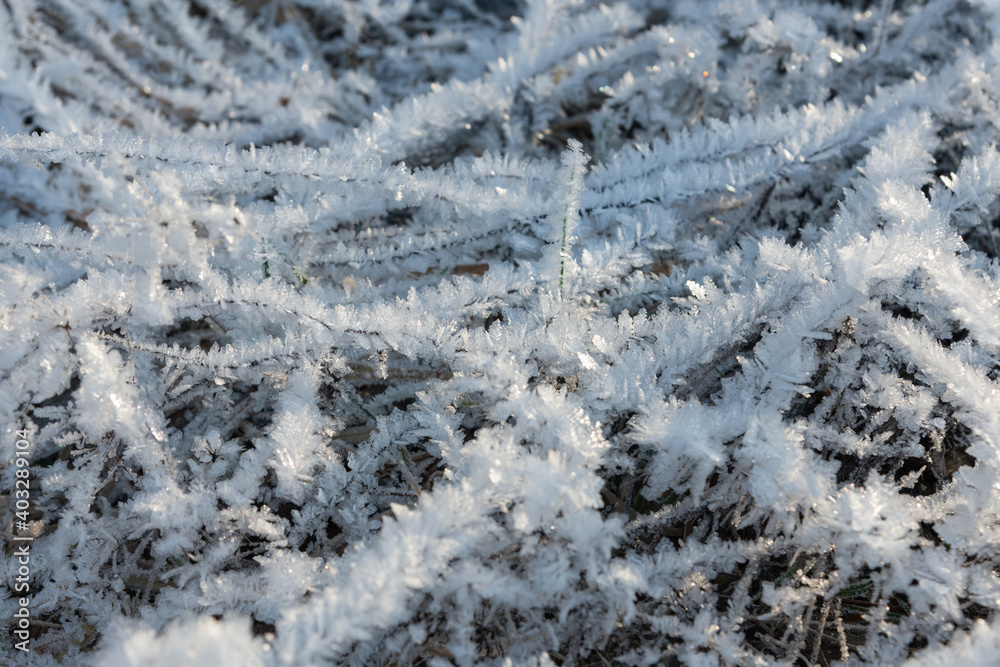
[3,0,1000,664]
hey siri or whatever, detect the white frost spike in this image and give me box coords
[262,366,328,503]
[75,335,141,443]
[545,138,590,301]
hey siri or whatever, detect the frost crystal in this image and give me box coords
[3,0,1000,664]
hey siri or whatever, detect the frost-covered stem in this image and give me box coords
[558,203,571,301]
[872,0,894,57]
[550,138,589,300]
[396,447,422,497]
[342,383,376,422]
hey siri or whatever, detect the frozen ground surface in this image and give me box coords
[4,0,1000,664]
